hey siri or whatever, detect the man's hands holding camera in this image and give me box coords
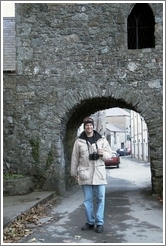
[89,149,103,160]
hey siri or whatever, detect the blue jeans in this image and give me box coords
[81,185,105,226]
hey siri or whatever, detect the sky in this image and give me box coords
[2,2,15,17]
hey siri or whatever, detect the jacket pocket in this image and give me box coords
[78,167,90,180]
[95,165,106,180]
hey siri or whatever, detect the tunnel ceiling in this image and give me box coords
[67,97,134,130]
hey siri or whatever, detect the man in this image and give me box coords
[70,117,112,233]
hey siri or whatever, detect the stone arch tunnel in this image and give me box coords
[62,85,163,196]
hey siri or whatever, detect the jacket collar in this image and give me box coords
[79,130,102,141]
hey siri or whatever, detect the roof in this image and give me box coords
[106,107,130,117]
[3,17,16,71]
[106,123,125,132]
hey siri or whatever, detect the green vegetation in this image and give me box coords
[29,137,54,189]
[3,172,24,180]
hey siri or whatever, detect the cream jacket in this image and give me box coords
[70,131,112,185]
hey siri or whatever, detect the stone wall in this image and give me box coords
[3,3,163,195]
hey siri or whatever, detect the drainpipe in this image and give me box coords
[137,113,139,160]
[141,118,144,161]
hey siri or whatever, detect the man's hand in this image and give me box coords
[97,149,103,157]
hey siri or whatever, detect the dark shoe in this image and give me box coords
[81,223,94,231]
[95,225,103,233]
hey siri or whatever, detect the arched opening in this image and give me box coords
[127,3,155,49]
[64,96,155,193]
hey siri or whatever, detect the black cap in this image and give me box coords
[83,117,94,128]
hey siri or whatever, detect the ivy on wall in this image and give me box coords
[29,137,54,189]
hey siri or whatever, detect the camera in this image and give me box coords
[89,152,100,160]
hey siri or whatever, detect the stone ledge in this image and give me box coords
[3,176,35,196]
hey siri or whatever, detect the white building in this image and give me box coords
[105,108,131,150]
[77,108,149,162]
[105,123,125,150]
[130,110,149,162]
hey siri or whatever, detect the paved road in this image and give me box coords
[18,156,163,244]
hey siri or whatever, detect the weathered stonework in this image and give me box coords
[3,177,35,196]
[3,3,163,195]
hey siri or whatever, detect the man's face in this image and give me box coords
[84,123,94,134]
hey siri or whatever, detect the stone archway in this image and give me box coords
[63,89,162,195]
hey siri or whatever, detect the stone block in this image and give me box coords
[3,176,35,196]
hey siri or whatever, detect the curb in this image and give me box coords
[3,192,56,229]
